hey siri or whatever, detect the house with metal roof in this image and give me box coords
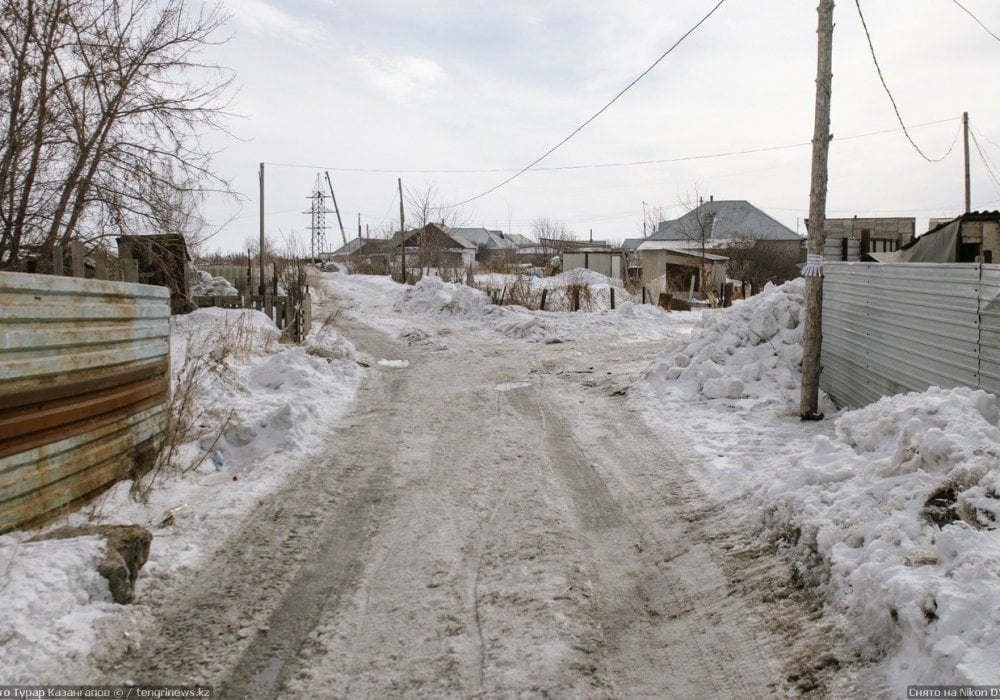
[649,197,802,249]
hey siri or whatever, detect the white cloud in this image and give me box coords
[224,0,324,44]
[354,54,446,103]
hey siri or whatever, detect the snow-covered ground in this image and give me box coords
[1,269,997,691]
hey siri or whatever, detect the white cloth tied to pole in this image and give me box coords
[803,253,824,277]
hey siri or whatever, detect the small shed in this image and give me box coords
[116,234,191,314]
[635,240,728,298]
[563,249,624,280]
[866,212,1000,264]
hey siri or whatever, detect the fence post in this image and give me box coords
[610,287,615,310]
[122,259,139,283]
[572,287,580,311]
[70,242,86,277]
[52,246,64,275]
[540,288,547,311]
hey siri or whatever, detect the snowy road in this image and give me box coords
[101,274,853,697]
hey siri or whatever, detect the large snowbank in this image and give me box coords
[643,279,804,408]
[641,278,1000,685]
[761,387,1000,685]
[394,274,685,343]
[0,306,360,683]
[475,269,635,312]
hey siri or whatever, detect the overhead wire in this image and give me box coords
[854,0,959,163]
[261,118,959,176]
[950,0,1000,43]
[439,0,729,208]
[969,128,1000,199]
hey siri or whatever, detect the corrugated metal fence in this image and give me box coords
[821,262,1000,408]
[0,272,171,533]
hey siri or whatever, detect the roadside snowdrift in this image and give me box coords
[393,274,684,342]
[762,387,1000,685]
[0,306,360,683]
[641,278,1000,686]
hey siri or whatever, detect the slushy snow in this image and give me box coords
[2,270,998,689]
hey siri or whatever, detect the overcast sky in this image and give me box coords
[199,0,1000,253]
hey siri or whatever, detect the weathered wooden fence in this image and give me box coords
[822,262,1000,408]
[192,293,312,342]
[0,272,171,533]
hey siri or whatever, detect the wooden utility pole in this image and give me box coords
[398,177,405,283]
[799,0,835,420]
[963,111,971,213]
[258,162,265,296]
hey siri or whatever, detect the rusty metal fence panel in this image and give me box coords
[0,272,171,533]
[821,262,1000,408]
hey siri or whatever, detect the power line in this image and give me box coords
[261,118,959,176]
[854,0,959,163]
[969,128,1000,199]
[950,0,1000,43]
[441,0,729,208]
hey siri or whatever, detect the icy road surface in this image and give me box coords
[102,274,854,697]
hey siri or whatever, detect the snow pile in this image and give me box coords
[641,277,1000,682]
[475,269,636,312]
[393,274,679,343]
[0,537,113,684]
[190,268,239,296]
[171,307,359,467]
[394,275,493,318]
[643,279,804,407]
[760,387,1000,684]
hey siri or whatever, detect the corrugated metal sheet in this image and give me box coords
[821,262,1000,408]
[978,266,1000,394]
[0,272,170,533]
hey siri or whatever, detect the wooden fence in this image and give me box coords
[192,293,312,343]
[0,272,171,534]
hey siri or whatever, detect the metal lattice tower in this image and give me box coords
[304,174,333,260]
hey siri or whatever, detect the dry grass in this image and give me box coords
[131,312,265,502]
[504,275,541,309]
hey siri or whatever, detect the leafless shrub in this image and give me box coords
[505,275,541,309]
[345,258,390,276]
[131,312,265,501]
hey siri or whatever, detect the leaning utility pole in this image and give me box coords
[398,177,406,283]
[799,0,835,420]
[963,111,971,214]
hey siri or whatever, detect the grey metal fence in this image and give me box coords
[821,262,1000,408]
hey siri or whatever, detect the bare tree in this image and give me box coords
[0,0,236,269]
[669,189,715,298]
[405,181,467,229]
[531,217,573,243]
[721,232,802,297]
[641,204,667,239]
